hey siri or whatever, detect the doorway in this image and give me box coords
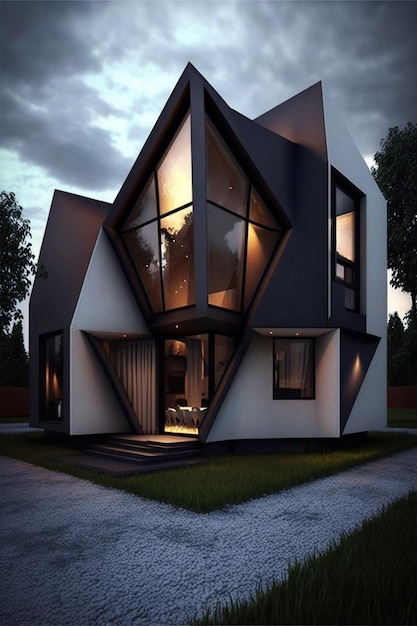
[162,333,235,435]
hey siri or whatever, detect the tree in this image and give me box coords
[371,123,417,322]
[387,312,406,386]
[0,191,37,333]
[387,311,417,386]
[0,320,29,386]
[402,310,417,385]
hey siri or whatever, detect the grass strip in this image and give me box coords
[192,491,417,625]
[0,416,30,423]
[0,430,416,513]
[387,407,417,428]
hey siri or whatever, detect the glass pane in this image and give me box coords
[44,333,63,420]
[336,211,355,263]
[123,176,157,230]
[157,113,192,215]
[249,188,280,229]
[336,186,355,216]
[336,262,345,280]
[161,207,194,310]
[345,287,356,311]
[206,119,248,217]
[123,223,162,312]
[245,223,280,309]
[207,204,245,310]
[274,339,314,399]
[214,335,235,389]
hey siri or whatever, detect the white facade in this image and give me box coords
[70,229,151,435]
[207,330,340,442]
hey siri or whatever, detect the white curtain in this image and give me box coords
[110,340,157,433]
[277,340,313,397]
[290,341,312,396]
[185,338,203,407]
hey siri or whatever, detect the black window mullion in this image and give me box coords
[154,172,167,312]
[240,183,252,312]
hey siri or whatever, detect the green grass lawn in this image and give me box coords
[1,430,416,513]
[387,407,417,428]
[0,416,31,423]
[192,491,417,625]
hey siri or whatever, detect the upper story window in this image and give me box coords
[122,113,194,313]
[120,110,284,318]
[206,117,282,312]
[333,175,361,312]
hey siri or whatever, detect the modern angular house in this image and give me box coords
[30,64,387,451]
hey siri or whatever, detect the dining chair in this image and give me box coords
[191,406,201,427]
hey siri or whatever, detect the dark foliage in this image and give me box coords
[0,320,29,386]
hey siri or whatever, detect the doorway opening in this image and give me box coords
[163,333,235,435]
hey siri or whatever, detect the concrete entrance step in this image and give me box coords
[57,434,205,475]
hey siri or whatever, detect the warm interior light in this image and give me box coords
[336,212,355,262]
[157,114,192,215]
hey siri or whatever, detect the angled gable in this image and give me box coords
[255,81,327,161]
[105,64,290,333]
[30,190,111,334]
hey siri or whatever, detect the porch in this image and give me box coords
[57,433,204,475]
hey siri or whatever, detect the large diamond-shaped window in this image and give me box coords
[206,117,282,311]
[122,114,194,313]
[121,110,282,317]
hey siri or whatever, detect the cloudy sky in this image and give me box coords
[1,0,416,339]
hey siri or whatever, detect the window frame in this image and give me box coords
[272,337,315,400]
[205,114,283,314]
[332,170,362,313]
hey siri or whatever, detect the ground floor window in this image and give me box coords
[41,332,64,420]
[273,338,315,399]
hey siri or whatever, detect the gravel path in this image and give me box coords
[1,448,417,626]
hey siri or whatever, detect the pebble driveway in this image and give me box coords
[1,447,417,626]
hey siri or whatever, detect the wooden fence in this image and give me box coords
[387,386,417,410]
[0,387,30,418]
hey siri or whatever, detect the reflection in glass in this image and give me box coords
[123,177,157,230]
[245,223,280,309]
[206,119,248,217]
[157,114,192,216]
[161,207,195,310]
[336,186,355,216]
[44,333,63,420]
[249,189,279,228]
[207,204,244,309]
[124,223,163,312]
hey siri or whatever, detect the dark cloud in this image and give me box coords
[1,0,416,199]
[1,86,132,190]
[1,1,101,85]
[0,0,131,191]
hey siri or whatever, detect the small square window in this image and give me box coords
[273,338,315,399]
